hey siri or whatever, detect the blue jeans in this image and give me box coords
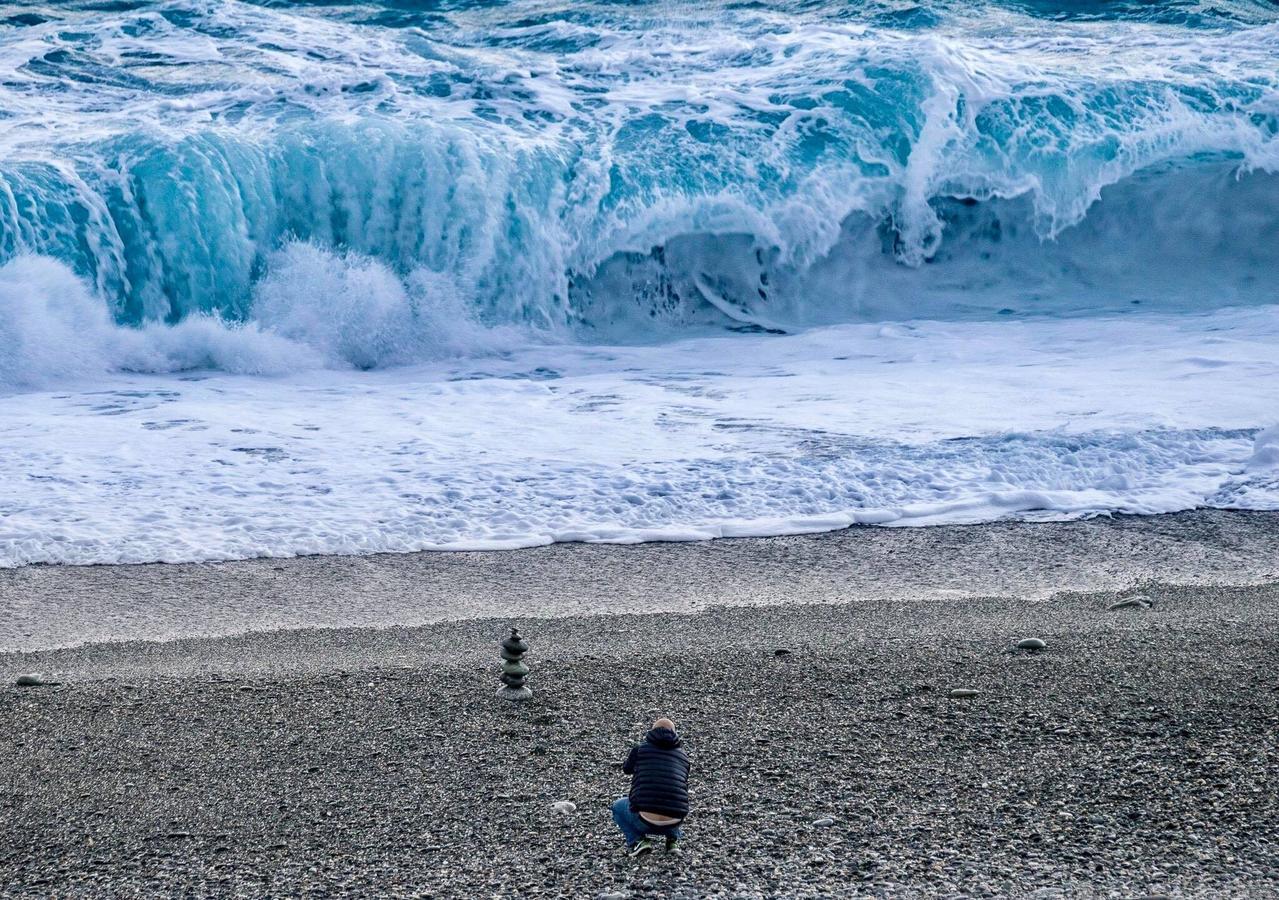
[612,796,683,847]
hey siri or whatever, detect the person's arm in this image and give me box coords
[622,746,638,775]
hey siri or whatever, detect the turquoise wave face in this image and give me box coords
[0,0,1277,351]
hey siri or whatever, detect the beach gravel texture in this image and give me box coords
[2,581,1277,897]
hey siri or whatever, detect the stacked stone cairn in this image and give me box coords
[497,628,533,701]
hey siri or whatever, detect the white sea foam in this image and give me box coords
[0,302,1275,567]
[1249,427,1279,472]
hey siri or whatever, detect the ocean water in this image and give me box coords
[0,0,1277,566]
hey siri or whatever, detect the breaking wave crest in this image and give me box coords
[0,0,1277,385]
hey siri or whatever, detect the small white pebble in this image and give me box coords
[552,801,577,814]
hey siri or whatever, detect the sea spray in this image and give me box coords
[0,255,320,388]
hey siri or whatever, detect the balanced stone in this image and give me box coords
[1017,638,1047,651]
[497,627,533,701]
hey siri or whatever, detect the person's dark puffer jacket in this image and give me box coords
[623,725,690,819]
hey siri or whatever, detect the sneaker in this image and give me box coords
[664,836,681,855]
[629,838,655,858]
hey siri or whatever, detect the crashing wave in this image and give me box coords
[0,0,1277,383]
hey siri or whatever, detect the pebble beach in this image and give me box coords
[2,512,1278,897]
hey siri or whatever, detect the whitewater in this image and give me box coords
[1,0,1278,567]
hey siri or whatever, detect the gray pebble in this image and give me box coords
[15,673,45,687]
[949,688,981,699]
[813,817,836,827]
[1016,638,1046,651]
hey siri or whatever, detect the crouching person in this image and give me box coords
[612,717,690,857]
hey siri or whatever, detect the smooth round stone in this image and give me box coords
[1017,638,1047,651]
[948,688,981,699]
[812,817,836,827]
[501,629,529,656]
[496,684,533,701]
[552,801,576,814]
[15,673,44,687]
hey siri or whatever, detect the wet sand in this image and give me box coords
[3,509,1278,653]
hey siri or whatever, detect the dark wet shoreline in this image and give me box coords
[5,508,1279,654]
